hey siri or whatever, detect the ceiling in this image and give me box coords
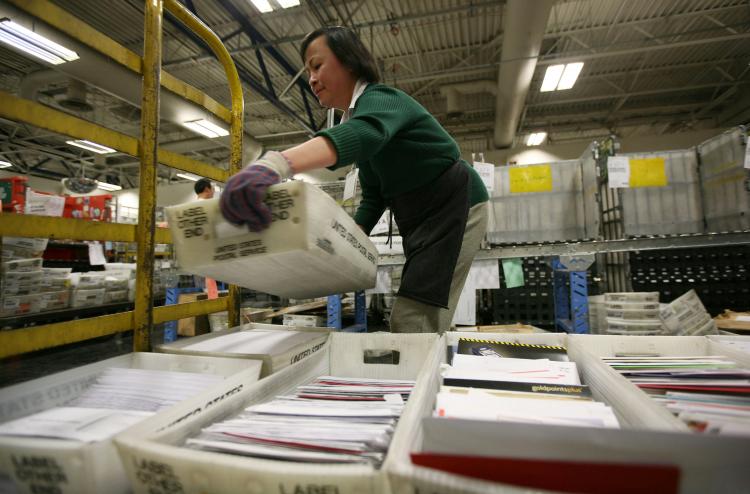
[0,0,749,187]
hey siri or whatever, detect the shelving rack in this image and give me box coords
[0,0,244,358]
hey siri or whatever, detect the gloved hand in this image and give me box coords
[219,151,293,232]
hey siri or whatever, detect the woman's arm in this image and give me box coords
[281,136,338,174]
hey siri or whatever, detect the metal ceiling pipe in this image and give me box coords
[18,70,68,100]
[493,0,554,148]
[439,80,496,118]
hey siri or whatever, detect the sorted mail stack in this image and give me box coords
[166,181,378,298]
[38,267,73,311]
[0,368,227,441]
[187,375,414,466]
[0,353,260,494]
[604,292,664,335]
[660,289,718,336]
[436,338,620,428]
[602,355,750,436]
[116,333,438,494]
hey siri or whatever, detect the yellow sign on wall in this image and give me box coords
[629,157,668,187]
[509,164,553,193]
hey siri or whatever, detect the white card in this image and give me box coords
[343,168,358,201]
[607,156,630,188]
[88,242,107,265]
[473,162,495,192]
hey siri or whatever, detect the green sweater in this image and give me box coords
[316,83,489,233]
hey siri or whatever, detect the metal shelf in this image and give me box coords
[376,231,750,265]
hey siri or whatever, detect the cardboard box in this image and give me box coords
[0,353,261,494]
[713,311,750,332]
[176,292,210,337]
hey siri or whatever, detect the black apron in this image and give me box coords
[390,161,471,308]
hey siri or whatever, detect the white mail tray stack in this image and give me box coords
[166,181,378,298]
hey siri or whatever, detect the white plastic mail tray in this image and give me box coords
[166,181,378,298]
[115,333,440,494]
[385,333,750,494]
[155,323,331,377]
[0,353,261,494]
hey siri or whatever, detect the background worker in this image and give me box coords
[220,26,489,333]
[194,178,214,200]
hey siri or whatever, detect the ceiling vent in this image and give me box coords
[57,79,93,112]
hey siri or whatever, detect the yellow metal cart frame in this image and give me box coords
[0,0,244,357]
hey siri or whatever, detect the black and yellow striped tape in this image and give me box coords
[458,338,567,351]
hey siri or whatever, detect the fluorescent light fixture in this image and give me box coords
[249,0,273,13]
[0,160,12,169]
[175,172,200,181]
[540,64,564,92]
[96,181,122,191]
[557,62,584,90]
[526,132,547,146]
[277,0,300,7]
[182,119,229,138]
[541,62,584,91]
[0,19,79,65]
[66,139,116,154]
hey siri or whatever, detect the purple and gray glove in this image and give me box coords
[219,151,293,232]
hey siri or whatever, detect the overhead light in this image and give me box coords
[175,172,199,181]
[557,62,584,90]
[0,160,12,169]
[249,0,273,13]
[96,181,122,191]
[277,0,300,7]
[0,19,79,65]
[526,132,547,146]
[182,119,229,138]
[66,139,116,154]
[540,62,584,91]
[540,64,564,92]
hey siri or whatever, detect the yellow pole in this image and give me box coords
[133,0,164,352]
[165,0,245,328]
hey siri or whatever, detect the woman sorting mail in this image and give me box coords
[220,26,489,333]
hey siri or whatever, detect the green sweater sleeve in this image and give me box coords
[353,161,385,233]
[316,86,418,168]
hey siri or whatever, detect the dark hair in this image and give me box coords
[300,26,380,83]
[194,178,212,195]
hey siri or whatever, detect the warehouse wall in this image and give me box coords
[471,127,726,166]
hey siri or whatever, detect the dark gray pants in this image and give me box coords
[390,201,488,333]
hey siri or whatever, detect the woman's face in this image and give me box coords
[304,35,357,111]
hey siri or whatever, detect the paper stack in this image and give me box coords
[186,375,415,466]
[604,292,663,335]
[660,289,718,335]
[0,367,225,443]
[0,257,43,317]
[436,338,619,428]
[603,355,750,436]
